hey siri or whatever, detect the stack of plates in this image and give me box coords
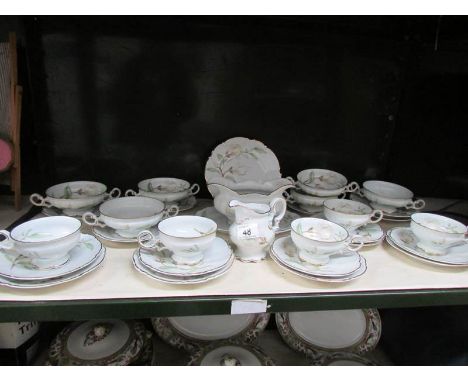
[269,237,367,282]
[132,237,234,284]
[386,227,468,267]
[276,309,381,360]
[0,234,105,289]
[312,352,378,366]
[152,313,270,353]
[195,206,300,234]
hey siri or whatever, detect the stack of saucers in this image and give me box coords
[386,213,468,267]
[133,216,234,284]
[269,218,367,282]
[286,169,359,215]
[126,177,199,212]
[30,181,121,217]
[358,180,425,222]
[0,217,105,289]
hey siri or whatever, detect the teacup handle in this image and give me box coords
[189,183,200,196]
[30,193,52,208]
[405,199,425,210]
[356,189,365,198]
[369,209,383,224]
[270,197,287,231]
[347,234,364,252]
[82,212,106,228]
[338,192,347,199]
[344,182,360,194]
[138,230,167,250]
[0,230,14,250]
[163,205,179,218]
[125,189,138,197]
[106,187,121,199]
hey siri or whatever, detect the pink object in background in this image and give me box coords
[0,138,13,172]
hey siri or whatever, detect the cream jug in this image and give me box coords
[228,198,286,262]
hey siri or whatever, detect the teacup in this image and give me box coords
[0,216,81,268]
[410,213,467,255]
[138,216,217,265]
[286,189,345,208]
[360,180,425,212]
[291,218,364,265]
[125,177,200,203]
[83,196,178,238]
[295,169,360,197]
[323,199,383,232]
[30,181,121,216]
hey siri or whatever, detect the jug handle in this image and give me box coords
[269,197,287,231]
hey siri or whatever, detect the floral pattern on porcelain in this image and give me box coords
[47,320,152,366]
[302,171,345,190]
[146,181,188,193]
[295,222,346,242]
[329,201,370,215]
[187,340,276,366]
[415,216,465,234]
[275,310,381,360]
[151,314,271,354]
[83,323,114,346]
[205,144,268,180]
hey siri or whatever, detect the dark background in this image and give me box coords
[0,16,467,198]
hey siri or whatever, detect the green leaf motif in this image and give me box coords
[63,185,73,199]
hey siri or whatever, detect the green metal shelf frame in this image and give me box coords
[1,288,468,322]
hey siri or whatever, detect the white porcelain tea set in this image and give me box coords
[0,216,105,288]
[386,212,468,267]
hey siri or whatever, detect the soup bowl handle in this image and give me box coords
[344,182,360,194]
[125,189,138,197]
[189,184,200,196]
[0,230,14,250]
[163,205,179,219]
[106,187,121,199]
[30,193,52,208]
[405,199,425,210]
[82,212,106,228]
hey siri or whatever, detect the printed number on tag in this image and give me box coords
[237,223,259,239]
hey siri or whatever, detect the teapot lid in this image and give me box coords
[48,320,152,366]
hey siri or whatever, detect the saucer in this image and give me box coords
[287,201,323,216]
[270,237,362,277]
[0,234,102,280]
[0,247,105,289]
[174,196,197,212]
[386,227,468,267]
[93,225,158,243]
[138,237,233,277]
[42,206,100,218]
[195,206,300,234]
[132,250,234,285]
